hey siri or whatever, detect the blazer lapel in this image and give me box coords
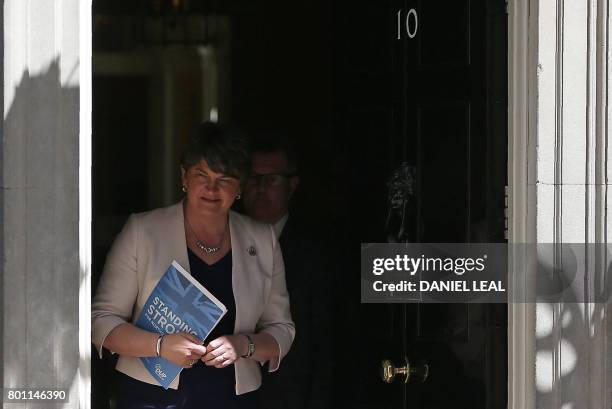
[229,211,268,333]
[167,201,190,274]
[229,211,245,331]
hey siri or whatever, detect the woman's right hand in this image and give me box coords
[159,332,207,368]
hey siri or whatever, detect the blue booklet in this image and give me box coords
[135,260,227,389]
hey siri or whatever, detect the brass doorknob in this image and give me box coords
[381,357,429,384]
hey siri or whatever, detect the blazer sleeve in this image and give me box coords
[91,214,140,358]
[255,225,296,372]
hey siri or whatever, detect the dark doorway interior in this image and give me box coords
[91,1,338,408]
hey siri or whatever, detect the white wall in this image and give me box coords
[1,1,90,408]
[509,0,610,408]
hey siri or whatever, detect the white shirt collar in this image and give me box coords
[273,213,289,239]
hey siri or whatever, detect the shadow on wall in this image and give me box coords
[2,60,82,405]
[533,245,612,408]
[535,301,596,408]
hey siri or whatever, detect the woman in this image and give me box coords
[92,122,295,409]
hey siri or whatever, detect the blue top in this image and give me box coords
[114,248,257,409]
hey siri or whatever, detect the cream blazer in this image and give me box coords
[91,202,295,394]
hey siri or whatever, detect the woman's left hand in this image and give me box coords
[202,335,247,368]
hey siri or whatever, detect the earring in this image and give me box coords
[236,194,241,200]
[182,186,187,193]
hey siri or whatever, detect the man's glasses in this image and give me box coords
[246,173,295,187]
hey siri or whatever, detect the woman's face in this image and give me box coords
[181,159,241,217]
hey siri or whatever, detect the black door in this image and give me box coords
[334,1,507,408]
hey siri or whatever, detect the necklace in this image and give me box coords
[185,218,224,254]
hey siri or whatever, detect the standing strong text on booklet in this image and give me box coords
[135,260,227,389]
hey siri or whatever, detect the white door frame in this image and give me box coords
[507,0,610,407]
[507,0,538,406]
[80,1,93,408]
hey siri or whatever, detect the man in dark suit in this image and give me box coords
[242,136,332,409]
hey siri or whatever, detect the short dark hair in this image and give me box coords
[249,131,299,175]
[181,122,250,184]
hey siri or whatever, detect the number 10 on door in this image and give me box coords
[397,9,418,40]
